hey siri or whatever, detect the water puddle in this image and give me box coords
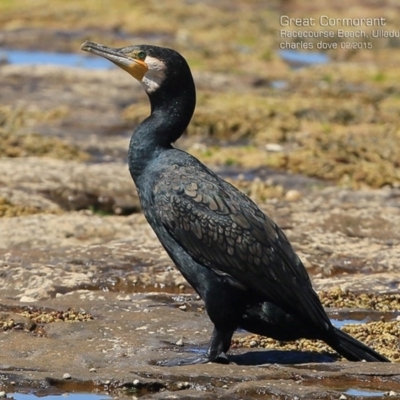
[0,48,111,69]
[7,379,161,399]
[344,388,387,397]
[0,48,330,72]
[185,346,207,355]
[331,317,370,328]
[279,49,330,68]
[271,80,289,90]
[329,309,399,328]
[7,394,111,400]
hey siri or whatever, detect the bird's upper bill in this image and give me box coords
[81,41,148,81]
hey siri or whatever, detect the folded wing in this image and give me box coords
[153,163,331,332]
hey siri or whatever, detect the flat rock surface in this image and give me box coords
[1,290,400,399]
[1,180,400,398]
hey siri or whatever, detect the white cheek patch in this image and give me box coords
[140,56,166,93]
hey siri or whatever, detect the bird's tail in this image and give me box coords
[326,327,390,362]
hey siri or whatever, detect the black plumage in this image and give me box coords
[81,41,389,364]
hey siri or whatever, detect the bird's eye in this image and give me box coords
[137,51,146,60]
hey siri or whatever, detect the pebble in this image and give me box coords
[178,305,187,311]
[175,338,184,346]
[116,294,131,301]
[63,373,71,380]
[177,382,190,389]
[339,395,347,400]
[89,367,97,372]
[133,379,140,386]
[0,392,6,398]
[265,143,283,152]
[284,189,302,202]
[19,296,36,303]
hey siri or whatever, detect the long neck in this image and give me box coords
[128,79,196,181]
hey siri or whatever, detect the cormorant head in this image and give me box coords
[81,41,191,96]
[81,41,196,146]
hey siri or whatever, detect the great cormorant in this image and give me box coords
[81,41,389,364]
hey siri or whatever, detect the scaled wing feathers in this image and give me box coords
[153,164,331,331]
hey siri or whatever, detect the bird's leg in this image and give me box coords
[158,274,243,366]
[157,326,234,366]
[205,326,234,364]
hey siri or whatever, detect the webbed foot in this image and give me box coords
[157,352,229,366]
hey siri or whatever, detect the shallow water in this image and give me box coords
[0,48,330,71]
[8,394,111,400]
[279,49,330,68]
[0,49,111,69]
[344,388,387,397]
[329,309,399,327]
[331,317,371,328]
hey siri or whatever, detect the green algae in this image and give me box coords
[0,197,42,218]
[0,306,93,334]
[0,106,90,160]
[185,87,399,188]
[270,124,400,188]
[319,287,400,312]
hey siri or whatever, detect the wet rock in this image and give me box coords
[0,182,398,398]
[0,288,399,399]
[0,188,61,214]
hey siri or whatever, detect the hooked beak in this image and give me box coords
[81,41,148,81]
